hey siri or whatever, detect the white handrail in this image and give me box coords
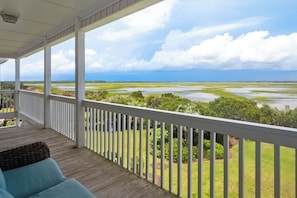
[83,99,297,198]
[16,93,297,197]
[83,99,297,148]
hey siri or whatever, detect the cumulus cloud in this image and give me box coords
[97,0,177,41]
[52,50,75,73]
[150,30,297,70]
[161,17,268,51]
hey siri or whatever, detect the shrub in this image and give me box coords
[164,139,198,163]
[150,128,169,150]
[203,140,224,159]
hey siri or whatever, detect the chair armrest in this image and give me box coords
[0,142,50,171]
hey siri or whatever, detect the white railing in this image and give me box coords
[0,90,15,119]
[83,99,297,198]
[16,92,297,197]
[19,90,44,124]
[50,94,76,141]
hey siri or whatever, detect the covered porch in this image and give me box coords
[1,0,297,197]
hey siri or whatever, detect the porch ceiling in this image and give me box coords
[0,0,162,59]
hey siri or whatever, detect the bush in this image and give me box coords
[164,139,198,163]
[203,140,224,159]
[130,90,144,99]
[150,128,169,150]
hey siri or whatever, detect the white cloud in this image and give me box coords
[97,0,177,41]
[52,50,74,73]
[150,30,297,70]
[161,17,268,51]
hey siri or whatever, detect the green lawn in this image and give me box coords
[85,129,295,197]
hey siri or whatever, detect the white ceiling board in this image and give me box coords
[0,0,163,58]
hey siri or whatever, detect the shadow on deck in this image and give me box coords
[0,124,177,198]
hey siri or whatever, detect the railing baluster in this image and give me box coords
[65,102,67,134]
[89,107,93,149]
[239,138,245,198]
[86,107,90,148]
[61,101,63,133]
[128,115,131,170]
[94,109,98,153]
[161,122,165,188]
[224,134,230,198]
[117,113,121,165]
[188,127,193,198]
[139,118,143,177]
[108,112,112,159]
[295,149,297,198]
[122,114,126,167]
[256,141,261,198]
[96,109,100,153]
[210,132,216,198]
[178,125,182,197]
[274,145,280,198]
[145,119,150,180]
[133,116,137,173]
[91,107,94,149]
[99,110,105,156]
[169,124,173,193]
[5,94,8,113]
[8,93,12,112]
[104,111,108,158]
[153,120,157,184]
[198,129,204,198]
[112,112,116,162]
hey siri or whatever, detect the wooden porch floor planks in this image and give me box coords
[0,124,177,198]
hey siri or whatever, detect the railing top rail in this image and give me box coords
[19,90,44,97]
[0,90,15,94]
[83,99,297,149]
[49,94,76,104]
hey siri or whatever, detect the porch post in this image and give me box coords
[15,58,20,127]
[44,42,51,128]
[75,18,85,148]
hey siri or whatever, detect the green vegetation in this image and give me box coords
[25,81,296,197]
[85,129,295,197]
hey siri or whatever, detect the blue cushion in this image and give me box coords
[29,179,95,198]
[0,168,6,189]
[0,188,14,198]
[3,158,66,198]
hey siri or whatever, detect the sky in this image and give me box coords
[1,0,297,82]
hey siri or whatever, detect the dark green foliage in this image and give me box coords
[150,128,169,150]
[151,135,225,163]
[130,90,144,99]
[203,140,224,159]
[208,97,260,122]
[164,139,198,163]
[0,82,15,90]
[85,90,108,101]
[145,95,162,109]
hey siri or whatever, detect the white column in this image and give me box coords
[44,42,51,128]
[15,58,20,127]
[75,18,85,148]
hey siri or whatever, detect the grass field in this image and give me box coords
[85,129,295,198]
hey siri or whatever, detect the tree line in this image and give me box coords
[86,90,297,128]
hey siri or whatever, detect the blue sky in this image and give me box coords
[1,0,297,81]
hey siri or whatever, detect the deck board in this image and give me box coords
[0,124,177,198]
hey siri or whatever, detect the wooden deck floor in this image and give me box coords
[0,124,177,198]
